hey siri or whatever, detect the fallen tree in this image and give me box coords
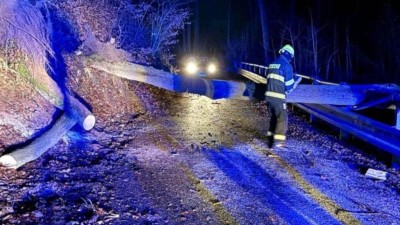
[87,58,372,106]
[0,0,95,129]
[3,65,96,130]
[0,113,77,169]
[88,58,251,100]
[239,67,400,105]
[0,0,95,168]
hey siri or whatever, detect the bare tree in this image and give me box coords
[150,0,190,53]
[257,0,270,64]
[309,8,319,83]
[380,4,400,83]
[112,0,191,66]
[193,0,199,51]
[344,25,353,82]
[227,0,231,46]
[225,27,250,67]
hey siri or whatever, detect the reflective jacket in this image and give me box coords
[265,55,299,102]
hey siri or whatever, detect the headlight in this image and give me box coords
[185,61,198,74]
[207,63,217,74]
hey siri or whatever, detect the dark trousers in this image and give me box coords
[267,101,288,143]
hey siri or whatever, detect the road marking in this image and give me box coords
[250,143,361,225]
[150,118,358,224]
[150,122,239,224]
[181,163,239,225]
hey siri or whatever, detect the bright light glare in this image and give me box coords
[185,62,198,74]
[207,63,217,74]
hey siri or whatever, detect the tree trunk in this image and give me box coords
[88,59,250,100]
[194,0,200,51]
[10,68,95,131]
[0,113,77,169]
[227,0,231,46]
[0,0,95,131]
[309,8,319,83]
[287,85,364,105]
[88,57,379,106]
[257,0,270,64]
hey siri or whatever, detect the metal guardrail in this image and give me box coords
[237,68,267,84]
[238,62,400,162]
[295,103,400,157]
[239,62,339,85]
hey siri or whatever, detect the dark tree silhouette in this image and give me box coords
[257,0,270,64]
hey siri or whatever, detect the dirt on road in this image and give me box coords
[1,84,400,224]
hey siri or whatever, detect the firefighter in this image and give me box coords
[265,44,302,149]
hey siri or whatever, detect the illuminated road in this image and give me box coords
[123,92,400,225]
[2,88,398,224]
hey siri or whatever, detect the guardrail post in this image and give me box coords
[393,101,400,169]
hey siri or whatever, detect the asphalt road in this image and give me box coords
[119,92,400,225]
[1,89,399,224]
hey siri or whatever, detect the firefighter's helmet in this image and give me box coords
[279,44,294,58]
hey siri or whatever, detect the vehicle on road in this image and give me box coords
[180,56,220,77]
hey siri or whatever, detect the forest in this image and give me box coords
[2,0,399,84]
[184,0,400,84]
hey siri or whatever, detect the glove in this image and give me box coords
[286,76,302,95]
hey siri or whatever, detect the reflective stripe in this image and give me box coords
[269,64,281,69]
[265,91,286,100]
[267,73,284,82]
[274,134,286,140]
[285,79,294,86]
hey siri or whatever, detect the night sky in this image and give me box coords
[181,0,400,83]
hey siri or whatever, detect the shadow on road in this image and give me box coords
[204,148,341,225]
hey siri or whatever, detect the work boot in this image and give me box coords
[267,134,274,149]
[267,131,274,148]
